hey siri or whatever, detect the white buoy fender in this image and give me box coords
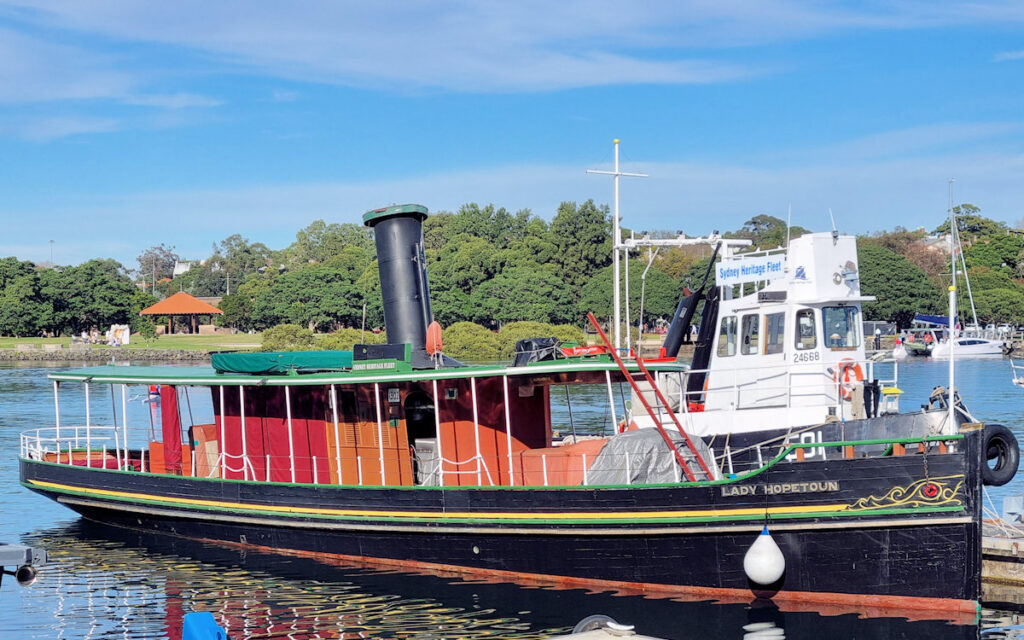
[743,525,786,585]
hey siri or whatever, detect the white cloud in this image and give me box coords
[10,1,1024,94]
[0,27,133,103]
[0,115,120,141]
[270,89,299,102]
[772,122,1024,162]
[11,142,1023,266]
[994,50,1024,61]
[123,93,224,108]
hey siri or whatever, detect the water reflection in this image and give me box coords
[8,520,981,640]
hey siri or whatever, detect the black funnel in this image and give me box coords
[363,204,433,351]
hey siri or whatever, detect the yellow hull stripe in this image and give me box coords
[28,479,850,521]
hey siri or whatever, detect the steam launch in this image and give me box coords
[18,202,1006,619]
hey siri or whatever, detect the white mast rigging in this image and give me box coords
[587,139,647,353]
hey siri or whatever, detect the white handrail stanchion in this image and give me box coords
[502,376,514,487]
[373,383,386,484]
[331,385,342,484]
[605,371,617,432]
[432,380,445,487]
[121,385,129,469]
[470,378,482,485]
[542,454,548,487]
[53,381,61,464]
[285,386,296,484]
[239,386,248,481]
[219,386,226,479]
[85,383,92,468]
[312,457,318,485]
[266,454,271,482]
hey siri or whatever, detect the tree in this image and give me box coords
[549,200,611,297]
[730,214,810,250]
[427,235,500,324]
[861,228,926,256]
[974,289,1024,324]
[902,242,948,279]
[286,220,373,265]
[212,234,273,283]
[579,259,682,325]
[964,234,1024,272]
[933,205,1005,239]
[469,265,575,327]
[447,203,534,249]
[39,259,141,334]
[857,244,944,328]
[315,328,386,351]
[0,256,36,292]
[260,324,315,351]
[135,244,179,284]
[250,246,375,331]
[442,322,502,361]
[219,276,272,331]
[0,273,51,336]
[654,246,705,279]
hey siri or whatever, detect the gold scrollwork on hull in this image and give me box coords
[845,475,964,511]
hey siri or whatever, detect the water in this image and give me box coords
[2,359,1024,639]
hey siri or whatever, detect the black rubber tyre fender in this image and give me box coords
[982,423,1020,487]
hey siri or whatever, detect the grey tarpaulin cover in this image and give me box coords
[587,428,720,484]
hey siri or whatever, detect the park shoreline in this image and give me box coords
[0,348,213,362]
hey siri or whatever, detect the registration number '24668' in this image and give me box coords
[792,351,820,362]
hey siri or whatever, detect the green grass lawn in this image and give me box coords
[0,333,263,352]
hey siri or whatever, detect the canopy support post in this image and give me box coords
[373,383,386,484]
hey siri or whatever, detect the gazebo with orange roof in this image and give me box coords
[140,292,223,335]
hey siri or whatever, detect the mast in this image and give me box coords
[587,140,646,352]
[948,179,956,434]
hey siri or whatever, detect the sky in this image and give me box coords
[1,1,1023,271]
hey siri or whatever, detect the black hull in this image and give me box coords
[20,429,983,613]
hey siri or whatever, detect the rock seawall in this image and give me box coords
[0,348,212,362]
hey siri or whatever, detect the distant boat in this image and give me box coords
[929,190,1011,359]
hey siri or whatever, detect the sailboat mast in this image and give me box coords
[954,221,979,327]
[947,179,956,434]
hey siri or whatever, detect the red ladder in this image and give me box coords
[586,313,713,482]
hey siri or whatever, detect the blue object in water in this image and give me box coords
[182,612,227,640]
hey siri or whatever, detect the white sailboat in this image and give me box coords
[930,185,1009,358]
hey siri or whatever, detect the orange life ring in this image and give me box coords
[833,358,864,400]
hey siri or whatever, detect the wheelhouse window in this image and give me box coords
[823,306,862,349]
[795,309,817,350]
[741,314,759,355]
[764,313,785,355]
[717,316,737,357]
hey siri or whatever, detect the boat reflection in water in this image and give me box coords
[17,520,979,640]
